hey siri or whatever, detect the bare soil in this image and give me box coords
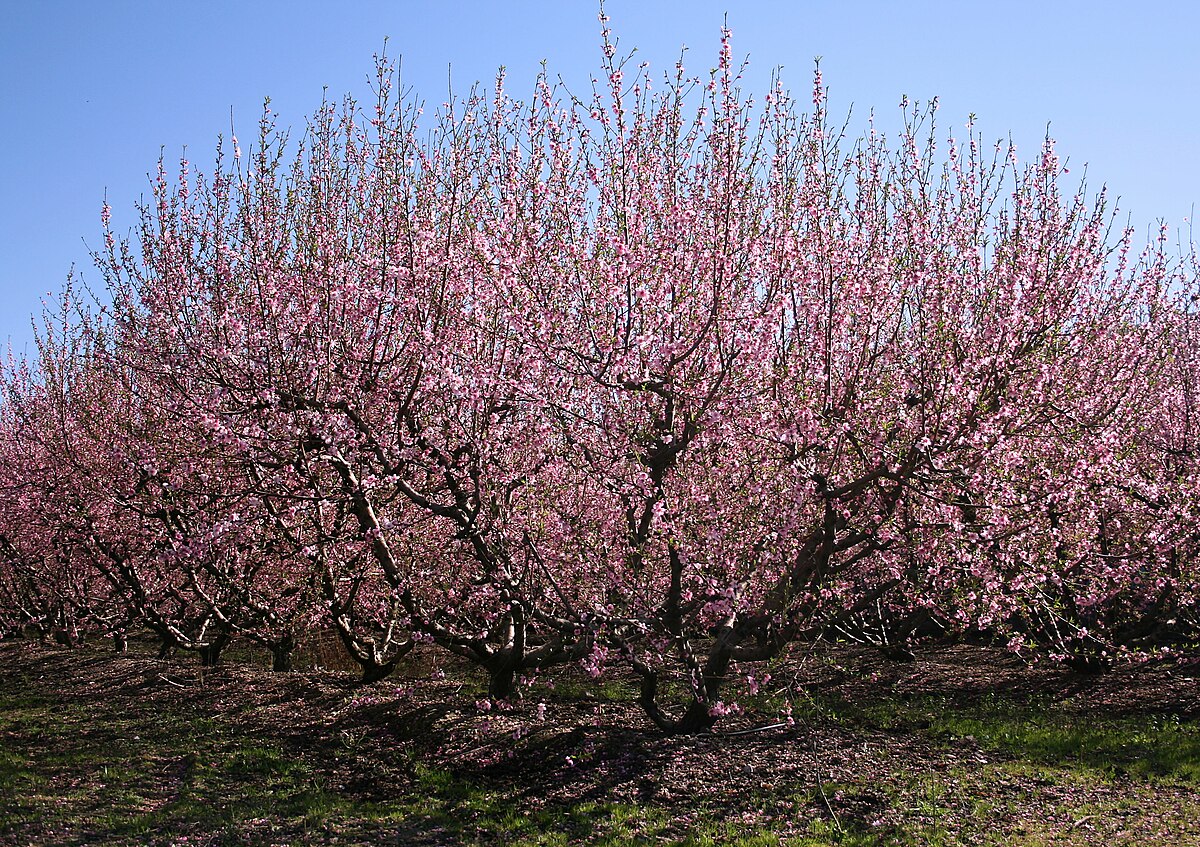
[2,638,1199,845]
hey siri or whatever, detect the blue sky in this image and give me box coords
[2,1,1197,358]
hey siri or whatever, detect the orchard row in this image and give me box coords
[2,35,1198,733]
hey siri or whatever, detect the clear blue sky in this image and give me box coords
[2,1,1196,358]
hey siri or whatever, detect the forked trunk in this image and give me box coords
[360,658,398,684]
[197,629,230,666]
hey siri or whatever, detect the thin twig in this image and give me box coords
[813,735,844,835]
[714,721,790,737]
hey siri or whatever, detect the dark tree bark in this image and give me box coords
[269,634,297,672]
[197,629,230,666]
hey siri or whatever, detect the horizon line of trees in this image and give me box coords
[2,32,1198,734]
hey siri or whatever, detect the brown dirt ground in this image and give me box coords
[2,637,1200,845]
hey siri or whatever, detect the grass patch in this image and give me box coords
[937,706,1200,782]
[4,641,1200,845]
[798,690,1200,785]
[0,675,782,845]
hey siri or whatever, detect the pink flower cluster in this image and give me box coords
[2,35,1198,733]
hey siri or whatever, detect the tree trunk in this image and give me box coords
[270,635,296,672]
[487,661,517,700]
[1064,653,1110,674]
[880,644,916,662]
[198,630,230,666]
[360,659,397,684]
[632,649,730,736]
[672,699,721,734]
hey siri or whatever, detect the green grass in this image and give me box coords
[532,673,636,703]
[932,706,1200,783]
[4,644,1200,846]
[0,688,344,843]
[792,689,1200,785]
[0,684,787,845]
